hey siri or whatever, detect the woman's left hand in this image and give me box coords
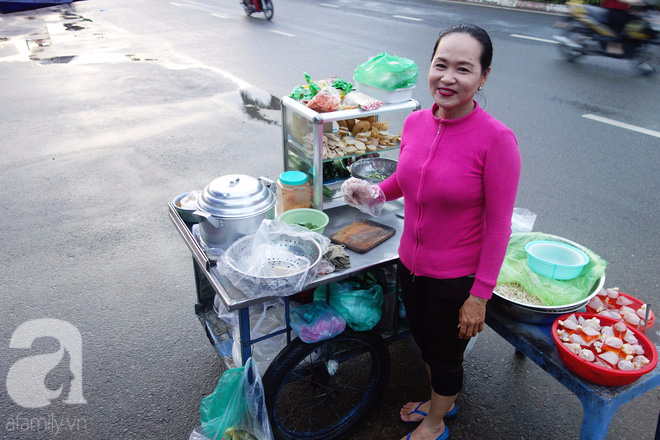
[458,295,488,339]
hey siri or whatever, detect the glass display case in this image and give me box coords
[281,96,421,210]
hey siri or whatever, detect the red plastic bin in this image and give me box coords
[586,291,655,329]
[552,312,658,386]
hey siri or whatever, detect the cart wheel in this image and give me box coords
[262,0,273,20]
[262,329,390,440]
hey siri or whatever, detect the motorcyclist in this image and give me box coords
[601,0,645,35]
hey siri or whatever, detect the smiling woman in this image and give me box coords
[371,23,521,440]
[429,25,492,120]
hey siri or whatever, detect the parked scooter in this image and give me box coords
[241,0,273,20]
[554,0,660,75]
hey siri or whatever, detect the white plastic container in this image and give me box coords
[355,81,415,104]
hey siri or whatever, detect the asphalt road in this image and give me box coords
[0,0,658,439]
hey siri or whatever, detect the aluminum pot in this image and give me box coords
[193,174,275,249]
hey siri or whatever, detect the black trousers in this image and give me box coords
[398,261,474,396]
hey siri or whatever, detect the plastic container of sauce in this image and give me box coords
[276,171,311,216]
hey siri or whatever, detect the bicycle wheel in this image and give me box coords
[262,0,273,20]
[263,329,390,440]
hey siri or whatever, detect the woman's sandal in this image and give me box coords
[405,425,450,440]
[401,401,458,424]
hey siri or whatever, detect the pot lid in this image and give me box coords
[197,174,275,218]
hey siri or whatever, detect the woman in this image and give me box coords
[342,24,521,440]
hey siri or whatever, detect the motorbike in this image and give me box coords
[554,0,660,75]
[240,0,273,20]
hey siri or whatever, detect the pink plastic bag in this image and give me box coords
[290,302,346,343]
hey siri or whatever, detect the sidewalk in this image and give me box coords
[453,0,571,14]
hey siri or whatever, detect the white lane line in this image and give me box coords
[583,114,660,139]
[270,30,296,37]
[393,15,423,21]
[319,3,339,7]
[511,34,558,44]
[211,13,229,18]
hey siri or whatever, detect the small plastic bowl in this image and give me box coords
[173,191,200,223]
[525,241,589,280]
[552,312,658,386]
[278,208,329,234]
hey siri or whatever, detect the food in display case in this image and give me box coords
[299,118,401,160]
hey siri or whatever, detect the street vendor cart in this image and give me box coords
[169,97,659,440]
[171,97,421,440]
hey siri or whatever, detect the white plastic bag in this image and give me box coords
[511,208,537,234]
[225,299,290,376]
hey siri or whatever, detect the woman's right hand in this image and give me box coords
[341,177,386,216]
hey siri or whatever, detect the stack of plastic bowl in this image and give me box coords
[277,208,330,235]
[525,241,590,281]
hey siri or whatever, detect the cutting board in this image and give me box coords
[330,219,396,254]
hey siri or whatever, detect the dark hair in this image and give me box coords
[431,24,493,76]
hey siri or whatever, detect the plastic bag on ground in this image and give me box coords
[189,358,274,440]
[497,232,608,307]
[354,52,418,92]
[340,177,386,217]
[314,281,383,331]
[290,301,346,343]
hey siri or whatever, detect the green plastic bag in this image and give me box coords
[497,232,608,307]
[191,358,273,440]
[313,281,383,331]
[354,52,418,92]
[289,73,353,102]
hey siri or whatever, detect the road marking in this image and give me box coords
[511,34,557,44]
[583,114,660,138]
[393,15,423,21]
[319,3,339,7]
[211,13,229,18]
[270,30,296,37]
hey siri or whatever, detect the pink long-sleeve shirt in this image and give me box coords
[379,102,521,299]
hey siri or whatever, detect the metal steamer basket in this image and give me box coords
[223,232,323,297]
[193,174,276,249]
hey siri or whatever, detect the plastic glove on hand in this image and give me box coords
[340,177,386,216]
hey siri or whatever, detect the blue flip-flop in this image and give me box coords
[405,425,450,440]
[445,403,458,420]
[401,401,458,423]
[401,401,428,424]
